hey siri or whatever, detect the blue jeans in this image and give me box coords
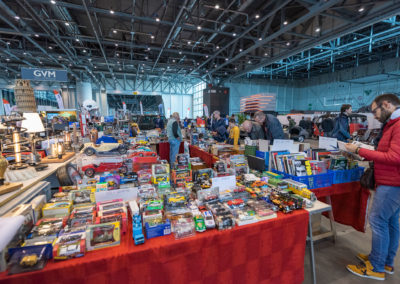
[169,139,181,167]
[369,185,400,272]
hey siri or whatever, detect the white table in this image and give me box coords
[306,200,337,284]
[0,156,75,214]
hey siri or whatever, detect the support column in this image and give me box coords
[76,81,93,105]
[99,88,108,116]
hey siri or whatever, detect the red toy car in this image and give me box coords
[128,151,157,158]
[227,199,244,207]
[82,162,128,177]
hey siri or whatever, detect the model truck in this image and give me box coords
[129,201,145,245]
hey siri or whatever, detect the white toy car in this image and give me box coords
[80,142,127,156]
[203,211,216,229]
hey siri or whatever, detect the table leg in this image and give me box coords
[325,196,337,243]
[308,214,317,284]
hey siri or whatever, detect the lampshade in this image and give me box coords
[21,113,45,133]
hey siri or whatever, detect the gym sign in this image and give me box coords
[21,67,68,82]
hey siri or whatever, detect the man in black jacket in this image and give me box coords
[242,120,265,140]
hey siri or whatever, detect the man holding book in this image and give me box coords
[345,93,400,281]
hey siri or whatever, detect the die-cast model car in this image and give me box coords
[81,142,127,156]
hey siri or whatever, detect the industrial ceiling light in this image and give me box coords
[215,4,220,9]
[283,21,288,25]
[205,55,208,58]
[225,58,228,61]
[353,36,357,40]
[65,22,70,26]
[145,56,148,59]
[119,68,122,71]
[188,41,191,45]
[255,14,260,19]
[264,53,268,56]
[6,58,10,61]
[258,37,262,41]
[35,34,39,37]
[315,27,320,32]
[233,33,236,37]
[151,35,155,39]
[116,53,119,56]
[156,18,160,22]
[48,46,53,49]
[172,59,175,62]
[286,42,290,46]
[110,10,115,14]
[234,67,237,70]
[147,47,151,51]
[179,51,182,54]
[115,43,118,47]
[239,48,242,52]
[216,46,219,49]
[94,66,97,68]
[197,26,201,30]
[50,0,56,4]
[117,61,120,64]
[58,55,62,59]
[14,16,20,20]
[23,52,27,55]
[75,38,80,42]
[83,49,86,53]
[113,30,117,34]
[6,42,10,45]
[358,7,365,12]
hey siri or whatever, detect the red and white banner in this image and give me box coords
[53,90,64,109]
[203,104,209,117]
[122,101,126,113]
[2,99,11,115]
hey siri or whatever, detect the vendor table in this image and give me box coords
[0,210,309,284]
[158,141,184,162]
[311,182,370,232]
[189,145,218,168]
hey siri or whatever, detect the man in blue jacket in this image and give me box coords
[211,110,227,142]
[254,111,285,143]
[167,112,182,167]
[332,104,352,141]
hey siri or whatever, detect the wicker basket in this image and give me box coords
[14,79,37,112]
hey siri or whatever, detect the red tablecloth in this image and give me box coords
[312,182,371,232]
[0,210,309,284]
[158,142,184,162]
[189,145,219,168]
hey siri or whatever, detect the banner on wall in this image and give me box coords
[2,99,11,115]
[122,102,126,114]
[53,90,64,109]
[22,67,68,82]
[140,101,143,115]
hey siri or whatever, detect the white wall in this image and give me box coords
[162,94,193,118]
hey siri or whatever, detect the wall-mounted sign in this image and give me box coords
[21,67,68,82]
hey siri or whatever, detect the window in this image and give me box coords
[192,82,206,117]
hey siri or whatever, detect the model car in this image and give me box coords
[227,199,245,208]
[128,150,157,158]
[81,142,127,156]
[82,162,128,177]
[20,254,38,267]
[251,180,268,187]
[91,224,115,246]
[203,211,216,229]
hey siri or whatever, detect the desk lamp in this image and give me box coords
[21,113,45,166]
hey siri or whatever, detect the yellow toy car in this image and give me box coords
[20,254,38,267]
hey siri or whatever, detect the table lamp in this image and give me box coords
[21,113,45,165]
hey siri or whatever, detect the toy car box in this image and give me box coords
[53,232,86,260]
[95,212,127,234]
[151,164,170,185]
[7,244,52,275]
[42,202,72,218]
[86,221,121,251]
[174,154,191,171]
[145,219,171,239]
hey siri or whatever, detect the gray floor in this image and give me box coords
[303,217,400,283]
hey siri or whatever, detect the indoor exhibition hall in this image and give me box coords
[1,1,400,283]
